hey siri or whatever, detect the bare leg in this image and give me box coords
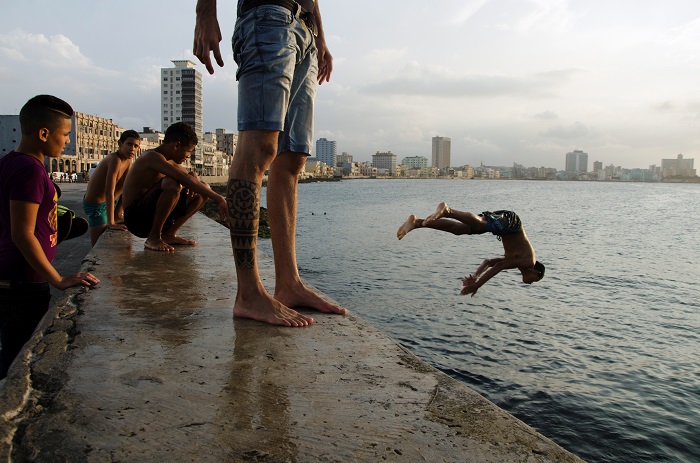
[89,225,107,247]
[162,192,205,246]
[144,178,181,252]
[397,202,488,238]
[228,131,314,327]
[423,201,452,225]
[267,152,347,315]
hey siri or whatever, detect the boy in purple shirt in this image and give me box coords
[0,95,99,379]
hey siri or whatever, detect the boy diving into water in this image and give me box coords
[397,202,545,297]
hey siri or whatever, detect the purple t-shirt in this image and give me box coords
[0,151,58,282]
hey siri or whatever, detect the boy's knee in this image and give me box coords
[161,177,182,193]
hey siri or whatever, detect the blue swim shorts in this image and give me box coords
[82,200,107,227]
[232,4,318,155]
[480,210,522,236]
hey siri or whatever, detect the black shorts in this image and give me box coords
[124,181,188,238]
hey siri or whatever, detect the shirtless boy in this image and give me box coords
[83,130,140,246]
[397,202,545,297]
[121,122,227,252]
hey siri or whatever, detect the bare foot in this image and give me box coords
[234,292,315,327]
[144,238,175,252]
[423,202,451,225]
[275,283,347,315]
[397,214,418,240]
[164,235,196,246]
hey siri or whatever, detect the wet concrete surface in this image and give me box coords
[0,183,584,462]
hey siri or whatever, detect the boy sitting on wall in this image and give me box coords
[82,129,141,246]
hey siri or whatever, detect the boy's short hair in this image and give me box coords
[119,129,141,144]
[163,122,198,146]
[534,261,546,279]
[19,95,74,136]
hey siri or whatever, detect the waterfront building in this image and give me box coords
[565,149,589,174]
[215,129,237,158]
[372,151,397,175]
[337,152,353,166]
[432,136,451,169]
[1,113,126,174]
[403,156,428,169]
[315,138,337,167]
[202,132,230,177]
[661,154,696,178]
[0,116,21,158]
[161,60,203,173]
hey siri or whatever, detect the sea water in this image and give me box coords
[260,179,699,463]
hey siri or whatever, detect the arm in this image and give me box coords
[314,1,333,85]
[104,158,127,230]
[193,0,224,75]
[151,156,228,220]
[10,201,99,290]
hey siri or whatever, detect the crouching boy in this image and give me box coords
[121,122,227,252]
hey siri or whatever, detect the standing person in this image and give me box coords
[193,0,346,327]
[83,130,141,246]
[397,202,545,297]
[0,95,99,379]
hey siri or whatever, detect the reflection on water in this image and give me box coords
[258,179,700,463]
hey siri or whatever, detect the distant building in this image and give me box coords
[403,156,428,169]
[593,160,603,173]
[432,136,451,169]
[372,151,397,175]
[337,152,353,165]
[161,60,203,172]
[1,112,128,173]
[565,149,588,173]
[215,129,237,158]
[661,154,696,178]
[315,138,337,167]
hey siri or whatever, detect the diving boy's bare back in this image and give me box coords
[398,202,545,297]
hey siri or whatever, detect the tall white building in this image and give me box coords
[432,136,451,169]
[315,138,337,167]
[161,60,203,171]
[565,149,588,173]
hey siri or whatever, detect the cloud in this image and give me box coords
[449,0,492,26]
[530,110,559,120]
[0,30,96,70]
[539,121,590,139]
[361,65,578,99]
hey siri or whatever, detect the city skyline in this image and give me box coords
[1,1,699,168]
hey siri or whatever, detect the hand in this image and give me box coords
[108,223,127,231]
[56,272,100,290]
[461,276,479,297]
[193,9,224,75]
[317,43,333,85]
[216,197,228,222]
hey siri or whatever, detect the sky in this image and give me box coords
[1,0,699,169]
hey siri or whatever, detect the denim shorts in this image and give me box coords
[232,5,318,155]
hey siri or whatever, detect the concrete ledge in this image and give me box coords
[0,214,584,462]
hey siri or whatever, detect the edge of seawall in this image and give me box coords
[0,213,584,462]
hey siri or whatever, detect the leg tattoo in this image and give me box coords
[227,178,260,270]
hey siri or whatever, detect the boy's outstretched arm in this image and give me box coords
[461,260,505,297]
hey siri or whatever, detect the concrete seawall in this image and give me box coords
[0,213,584,462]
